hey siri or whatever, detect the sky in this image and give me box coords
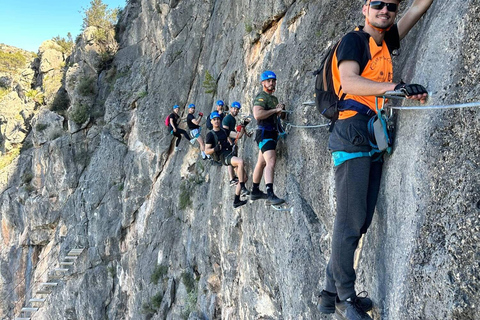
[0,0,127,52]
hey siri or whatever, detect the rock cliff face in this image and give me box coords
[1,1,479,319]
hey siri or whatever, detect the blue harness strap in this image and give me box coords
[332,149,382,167]
[338,99,376,117]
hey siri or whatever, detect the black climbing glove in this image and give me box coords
[394,82,428,96]
[214,144,222,152]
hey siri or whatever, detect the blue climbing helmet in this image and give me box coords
[188,103,195,109]
[261,70,277,81]
[173,105,179,109]
[210,111,221,120]
[216,100,224,106]
[231,101,241,109]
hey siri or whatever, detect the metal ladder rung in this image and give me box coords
[64,256,78,260]
[67,249,84,256]
[29,298,46,303]
[53,268,69,272]
[40,282,58,287]
[35,290,51,294]
[60,261,74,266]
[15,318,31,320]
[21,307,38,312]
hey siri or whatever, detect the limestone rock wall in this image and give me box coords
[1,0,479,319]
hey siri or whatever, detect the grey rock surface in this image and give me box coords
[1,0,479,319]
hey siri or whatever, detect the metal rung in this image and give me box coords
[67,249,84,256]
[60,261,74,266]
[21,307,38,312]
[15,318,31,320]
[64,256,78,260]
[302,101,316,106]
[29,298,45,303]
[40,282,58,287]
[53,268,69,272]
[35,290,51,294]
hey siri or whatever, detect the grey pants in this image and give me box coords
[325,113,383,300]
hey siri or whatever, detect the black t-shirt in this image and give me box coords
[187,114,200,130]
[336,25,400,72]
[168,112,180,130]
[206,129,231,153]
[222,114,236,135]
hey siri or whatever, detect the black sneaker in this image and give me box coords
[335,295,373,320]
[233,200,247,208]
[266,194,285,206]
[250,189,268,201]
[241,187,250,197]
[229,177,239,186]
[318,290,336,314]
[318,291,372,314]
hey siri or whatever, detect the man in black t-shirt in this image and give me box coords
[222,101,246,185]
[186,103,208,160]
[205,111,250,208]
[169,105,191,152]
[318,1,432,319]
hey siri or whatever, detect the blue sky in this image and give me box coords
[0,0,126,52]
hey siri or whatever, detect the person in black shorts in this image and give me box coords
[205,111,250,208]
[250,71,285,205]
[186,103,208,160]
[169,105,191,152]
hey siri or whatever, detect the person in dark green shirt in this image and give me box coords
[250,71,285,205]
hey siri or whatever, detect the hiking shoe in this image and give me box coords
[266,194,285,206]
[318,290,372,314]
[250,189,268,201]
[201,151,207,160]
[335,296,373,320]
[233,200,248,208]
[190,138,196,145]
[229,177,239,186]
[174,146,181,152]
[318,290,337,314]
[241,187,250,197]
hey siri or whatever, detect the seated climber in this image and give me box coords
[205,111,250,208]
[222,101,249,186]
[186,103,208,160]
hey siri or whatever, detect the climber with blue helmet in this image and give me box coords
[168,104,192,152]
[187,103,208,160]
[250,70,286,205]
[222,101,251,186]
[205,111,250,208]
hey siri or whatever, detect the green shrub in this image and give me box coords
[48,128,64,141]
[0,148,20,170]
[151,291,163,309]
[35,123,48,131]
[178,182,192,210]
[141,302,156,315]
[181,272,196,293]
[81,0,119,31]
[52,33,74,54]
[202,70,217,95]
[77,76,96,96]
[245,22,253,33]
[0,50,26,73]
[0,87,9,100]
[151,265,168,285]
[50,88,70,112]
[69,104,90,124]
[21,172,33,184]
[138,91,148,98]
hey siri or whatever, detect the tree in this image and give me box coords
[81,0,119,31]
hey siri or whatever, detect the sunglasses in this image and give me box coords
[369,1,398,12]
